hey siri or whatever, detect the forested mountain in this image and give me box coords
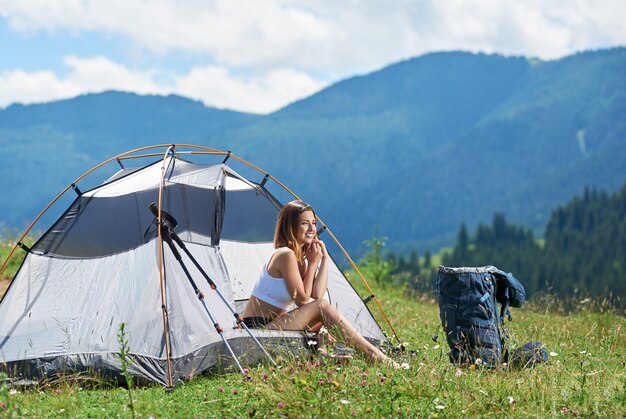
[1,48,625,255]
[438,181,626,303]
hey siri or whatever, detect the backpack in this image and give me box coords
[436,265,526,368]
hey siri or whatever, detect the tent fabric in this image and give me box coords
[0,156,388,386]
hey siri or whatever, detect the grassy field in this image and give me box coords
[1,277,624,418]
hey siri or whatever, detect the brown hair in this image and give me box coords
[274,200,315,261]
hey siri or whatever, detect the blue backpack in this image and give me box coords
[436,265,526,368]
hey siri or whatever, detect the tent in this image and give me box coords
[0,145,397,387]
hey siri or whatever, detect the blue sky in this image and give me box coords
[1,0,624,114]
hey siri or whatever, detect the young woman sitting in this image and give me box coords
[241,200,399,368]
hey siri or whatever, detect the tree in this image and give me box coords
[359,229,395,287]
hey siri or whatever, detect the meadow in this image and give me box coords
[1,269,624,418]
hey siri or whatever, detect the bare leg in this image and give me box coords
[266,299,399,368]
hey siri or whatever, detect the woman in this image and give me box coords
[241,200,399,368]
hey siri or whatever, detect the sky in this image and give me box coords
[1,0,625,114]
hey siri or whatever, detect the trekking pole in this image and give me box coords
[159,222,246,375]
[167,227,278,367]
[149,203,276,367]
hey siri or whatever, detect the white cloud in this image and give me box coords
[173,66,327,113]
[0,56,160,108]
[2,0,625,71]
[0,56,326,113]
[1,0,624,112]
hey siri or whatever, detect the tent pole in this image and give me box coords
[156,145,176,388]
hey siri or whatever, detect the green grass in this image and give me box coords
[0,232,32,281]
[2,283,625,418]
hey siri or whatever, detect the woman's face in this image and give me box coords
[296,210,316,245]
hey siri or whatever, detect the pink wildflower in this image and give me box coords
[351,410,357,416]
[361,372,368,378]
[243,368,249,375]
[277,402,285,409]
[361,379,367,387]
[262,373,268,380]
[0,402,6,410]
[218,386,224,393]
[232,389,238,395]
[379,376,386,383]
[55,389,61,395]
[318,380,325,385]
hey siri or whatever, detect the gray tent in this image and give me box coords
[0,145,393,387]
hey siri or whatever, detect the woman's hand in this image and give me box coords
[305,241,324,265]
[314,239,329,259]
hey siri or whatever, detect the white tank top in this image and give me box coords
[250,261,294,311]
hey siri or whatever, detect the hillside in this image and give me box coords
[1,48,625,255]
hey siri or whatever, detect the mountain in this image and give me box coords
[1,48,625,256]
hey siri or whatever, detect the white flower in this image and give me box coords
[433,345,440,350]
[401,362,410,370]
[307,340,317,346]
[9,389,19,395]
[579,350,587,355]
[455,369,463,377]
[507,396,516,404]
[435,405,446,410]
[550,351,558,357]
[340,399,350,405]
[475,358,483,365]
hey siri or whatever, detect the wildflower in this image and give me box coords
[550,351,558,357]
[361,379,367,387]
[277,402,285,409]
[315,361,321,367]
[475,358,483,366]
[379,376,386,383]
[340,399,350,405]
[455,369,463,377]
[401,362,410,370]
[243,368,249,375]
[435,405,446,410]
[0,402,6,410]
[433,345,440,350]
[318,380,325,385]
[507,396,516,404]
[326,369,333,375]
[361,372,368,378]
[232,389,238,395]
[297,361,304,368]
[469,364,476,370]
[307,340,317,346]
[218,386,224,393]
[351,410,357,416]
[579,350,587,355]
[54,389,61,395]
[9,389,18,395]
